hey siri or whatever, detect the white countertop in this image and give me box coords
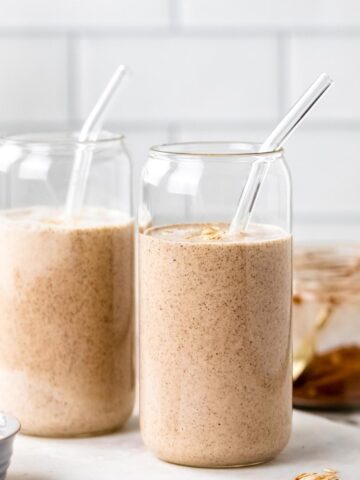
[8,410,360,480]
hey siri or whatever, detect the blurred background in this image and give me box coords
[0,0,359,243]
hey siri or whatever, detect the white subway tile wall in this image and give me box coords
[0,0,359,241]
[0,37,68,123]
[179,0,360,29]
[0,0,170,28]
[288,36,360,121]
[78,36,278,122]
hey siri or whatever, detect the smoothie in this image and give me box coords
[140,222,292,467]
[0,207,134,437]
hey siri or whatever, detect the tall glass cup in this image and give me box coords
[0,132,134,437]
[139,142,292,467]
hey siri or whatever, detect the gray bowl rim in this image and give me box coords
[0,413,21,441]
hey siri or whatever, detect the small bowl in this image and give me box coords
[0,413,20,480]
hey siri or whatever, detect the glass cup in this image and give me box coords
[293,245,360,409]
[0,131,135,437]
[139,142,293,467]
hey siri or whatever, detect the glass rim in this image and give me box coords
[0,130,125,148]
[150,141,283,159]
[294,244,360,295]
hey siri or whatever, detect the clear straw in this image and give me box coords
[229,72,333,236]
[65,64,127,218]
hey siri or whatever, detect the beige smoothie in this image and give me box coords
[140,222,292,467]
[0,207,134,437]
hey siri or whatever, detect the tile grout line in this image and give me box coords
[294,213,360,224]
[67,34,79,128]
[1,26,360,37]
[277,32,290,117]
[3,119,360,131]
[168,0,181,31]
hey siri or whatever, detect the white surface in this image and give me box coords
[8,410,360,480]
[322,411,360,429]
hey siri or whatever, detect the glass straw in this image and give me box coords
[65,64,127,218]
[229,72,333,236]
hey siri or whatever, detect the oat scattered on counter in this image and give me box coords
[294,469,339,480]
